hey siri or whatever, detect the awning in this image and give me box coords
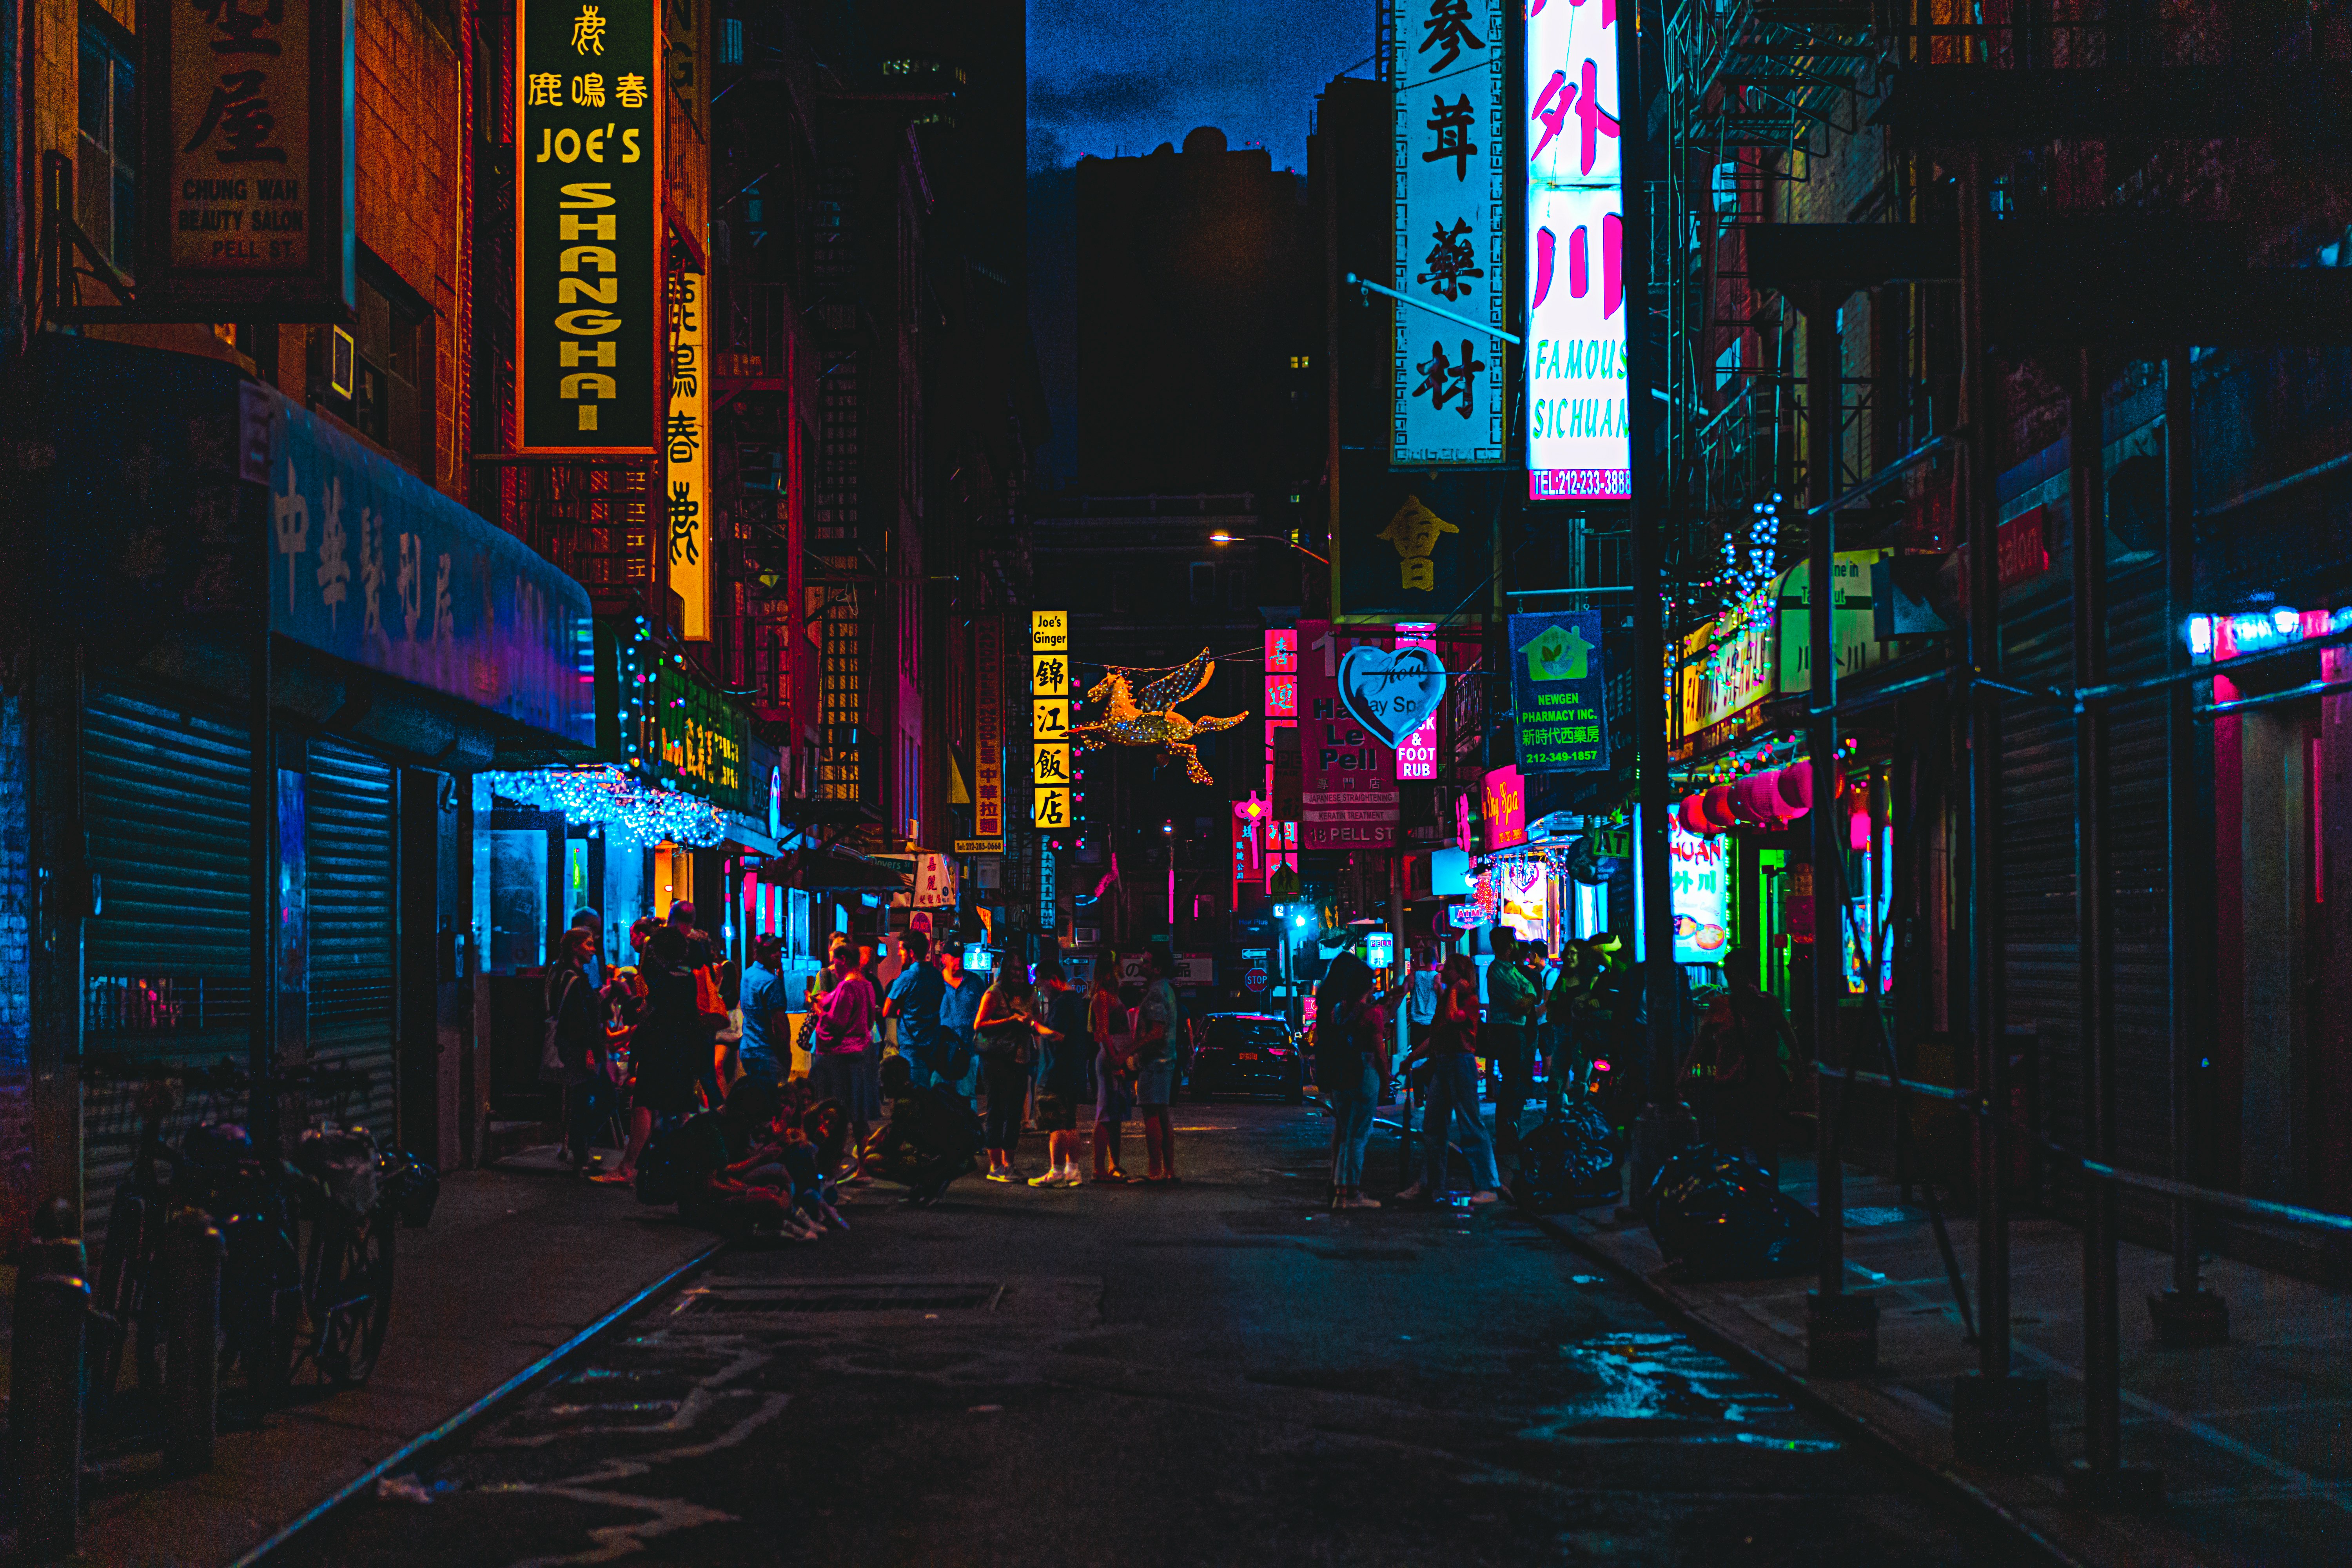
[11,334,595,750]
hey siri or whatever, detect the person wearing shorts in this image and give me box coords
[1134,951,1182,1183]
[1027,961,1091,1187]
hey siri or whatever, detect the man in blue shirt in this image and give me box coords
[935,942,984,1096]
[738,933,792,1085]
[884,928,946,1087]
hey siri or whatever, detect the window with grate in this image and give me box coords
[353,256,434,473]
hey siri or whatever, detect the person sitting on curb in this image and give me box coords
[671,1078,818,1241]
[873,1054,985,1207]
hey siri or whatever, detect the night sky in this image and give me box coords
[1028,0,1376,172]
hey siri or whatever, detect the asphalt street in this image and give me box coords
[275,1103,2018,1566]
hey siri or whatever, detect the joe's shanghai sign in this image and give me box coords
[515,0,660,453]
[140,0,356,316]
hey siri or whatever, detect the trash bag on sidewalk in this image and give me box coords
[1646,1144,1818,1281]
[1516,1100,1620,1211]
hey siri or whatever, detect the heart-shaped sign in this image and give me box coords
[1338,644,1448,750]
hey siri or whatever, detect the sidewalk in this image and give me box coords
[77,1150,719,1567]
[1534,1153,2350,1568]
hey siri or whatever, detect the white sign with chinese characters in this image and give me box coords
[1392,0,1506,466]
[1525,0,1629,500]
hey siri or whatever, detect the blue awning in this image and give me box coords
[261,390,595,745]
[11,334,595,749]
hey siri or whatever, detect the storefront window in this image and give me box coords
[488,830,549,971]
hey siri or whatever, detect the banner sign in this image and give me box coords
[1392,0,1507,465]
[1509,610,1610,774]
[1670,824,1729,962]
[261,387,596,744]
[665,263,710,635]
[140,0,355,316]
[1298,620,1399,849]
[515,0,660,452]
[1393,623,1440,778]
[635,653,747,810]
[975,615,1004,838]
[1525,0,1628,499]
[1032,610,1070,829]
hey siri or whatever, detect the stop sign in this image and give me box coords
[1243,967,1269,993]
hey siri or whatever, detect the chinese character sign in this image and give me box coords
[975,615,1004,839]
[1032,610,1070,830]
[517,0,659,452]
[1526,0,1628,500]
[665,266,710,635]
[1392,0,1506,466]
[1510,610,1610,773]
[149,0,353,312]
[1394,623,1439,779]
[1482,764,1525,851]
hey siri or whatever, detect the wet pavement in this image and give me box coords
[274,1105,2021,1566]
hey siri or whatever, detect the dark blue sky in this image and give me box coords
[1028,0,1375,172]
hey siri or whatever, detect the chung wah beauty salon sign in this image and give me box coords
[140,0,356,316]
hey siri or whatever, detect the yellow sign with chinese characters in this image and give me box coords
[1033,786,1071,829]
[1031,652,1069,696]
[1033,742,1071,786]
[1032,697,1069,739]
[665,267,710,637]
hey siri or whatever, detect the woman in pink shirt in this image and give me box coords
[809,942,882,1157]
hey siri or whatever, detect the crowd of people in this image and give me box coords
[539,907,1200,1236]
[1312,927,1799,1209]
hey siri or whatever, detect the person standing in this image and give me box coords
[808,939,882,1151]
[1087,955,1137,1182]
[936,942,985,1096]
[1028,961,1091,1187]
[544,925,610,1176]
[599,924,700,1185]
[1135,951,1183,1183]
[1397,954,1501,1204]
[1485,927,1542,1164]
[973,966,1055,1181]
[1314,948,1387,1210]
[1404,947,1441,1057]
[884,928,946,1086]
[738,933,792,1087]
[569,908,606,990]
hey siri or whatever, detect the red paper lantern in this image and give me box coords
[1702,784,1739,831]
[1739,771,1788,824]
[1678,795,1711,835]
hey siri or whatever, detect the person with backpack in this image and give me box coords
[598,923,701,1186]
[973,966,1056,1181]
[873,1054,984,1206]
[666,901,731,1106]
[809,938,883,1152]
[1396,954,1502,1205]
[936,942,985,1096]
[543,925,612,1176]
[1314,947,1390,1210]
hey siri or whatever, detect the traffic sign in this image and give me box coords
[1243,967,1269,993]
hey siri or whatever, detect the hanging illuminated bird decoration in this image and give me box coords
[1070,649,1247,786]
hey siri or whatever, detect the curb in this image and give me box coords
[225,1238,728,1566]
[1517,1201,2089,1568]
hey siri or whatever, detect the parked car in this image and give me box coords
[1186,1013,1304,1103]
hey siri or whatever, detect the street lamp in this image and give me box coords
[1209,532,1330,565]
